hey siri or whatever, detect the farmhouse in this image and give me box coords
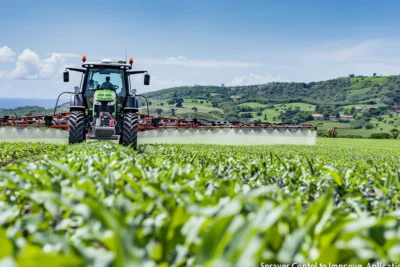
[340,115,353,120]
[329,115,338,121]
[312,114,324,120]
[388,109,400,116]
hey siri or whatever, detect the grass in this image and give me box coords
[238,102,268,108]
[140,100,223,117]
[238,102,315,122]
[350,75,390,84]
[308,115,400,137]
[341,104,387,109]
[316,137,400,147]
[275,102,315,111]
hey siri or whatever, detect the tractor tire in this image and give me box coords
[122,112,138,149]
[68,110,85,144]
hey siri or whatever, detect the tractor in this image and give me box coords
[60,56,150,149]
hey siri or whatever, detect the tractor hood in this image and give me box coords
[94,90,116,102]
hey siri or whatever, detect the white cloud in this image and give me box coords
[166,56,188,61]
[311,40,381,62]
[308,39,400,66]
[46,52,81,58]
[139,56,261,68]
[4,49,66,80]
[226,73,289,86]
[0,46,16,62]
[131,74,188,92]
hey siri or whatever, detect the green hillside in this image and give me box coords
[144,75,400,106]
[0,102,69,117]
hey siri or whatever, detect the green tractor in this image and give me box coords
[59,57,150,149]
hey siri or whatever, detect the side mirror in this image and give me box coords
[144,74,150,85]
[63,71,69,82]
[74,86,80,93]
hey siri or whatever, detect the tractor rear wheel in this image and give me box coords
[122,112,138,149]
[68,110,85,144]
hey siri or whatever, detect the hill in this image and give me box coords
[144,75,400,106]
[0,102,69,117]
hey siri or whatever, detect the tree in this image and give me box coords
[170,108,177,116]
[192,107,198,112]
[264,114,267,120]
[365,122,374,129]
[240,113,253,119]
[176,98,184,108]
[349,74,355,78]
[155,108,163,116]
[390,128,399,139]
[328,127,337,138]
[373,73,377,77]
[160,102,164,106]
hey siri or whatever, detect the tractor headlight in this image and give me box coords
[94,100,101,105]
[107,100,115,106]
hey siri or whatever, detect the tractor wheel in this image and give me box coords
[68,110,85,144]
[122,112,138,149]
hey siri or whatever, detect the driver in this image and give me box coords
[101,76,114,90]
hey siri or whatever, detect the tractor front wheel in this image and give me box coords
[122,112,138,149]
[68,110,85,144]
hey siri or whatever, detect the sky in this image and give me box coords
[2,0,400,99]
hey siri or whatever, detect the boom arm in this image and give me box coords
[66,67,86,73]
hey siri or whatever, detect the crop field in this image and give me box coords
[0,139,400,266]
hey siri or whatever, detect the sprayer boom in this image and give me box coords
[1,112,317,145]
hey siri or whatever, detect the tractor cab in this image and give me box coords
[59,56,150,149]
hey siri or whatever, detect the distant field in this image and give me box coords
[238,102,268,108]
[341,103,387,109]
[140,98,223,117]
[239,102,315,122]
[350,76,389,84]
[308,115,400,137]
[276,102,315,111]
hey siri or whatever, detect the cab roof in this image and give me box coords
[82,62,132,70]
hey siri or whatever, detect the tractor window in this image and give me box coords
[85,68,125,97]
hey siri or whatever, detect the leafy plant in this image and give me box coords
[0,141,400,266]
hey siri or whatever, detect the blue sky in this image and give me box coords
[1,0,400,98]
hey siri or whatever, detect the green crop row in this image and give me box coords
[0,142,67,164]
[0,142,399,266]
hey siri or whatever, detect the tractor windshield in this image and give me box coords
[85,68,125,96]
[85,68,126,110]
